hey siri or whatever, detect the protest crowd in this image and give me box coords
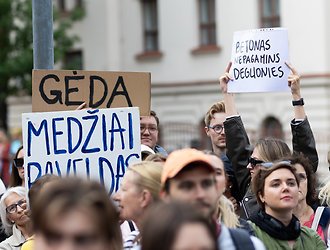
[0,58,329,250]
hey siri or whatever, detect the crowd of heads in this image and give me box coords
[0,106,327,250]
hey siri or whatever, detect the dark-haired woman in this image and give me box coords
[9,146,25,187]
[288,153,330,243]
[248,162,326,249]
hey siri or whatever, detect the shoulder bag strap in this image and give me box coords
[311,206,325,231]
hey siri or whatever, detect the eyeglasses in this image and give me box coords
[260,160,291,169]
[6,199,25,214]
[13,158,24,168]
[140,125,158,133]
[208,125,224,134]
[248,157,264,167]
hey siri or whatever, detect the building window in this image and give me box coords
[199,0,216,46]
[142,0,158,52]
[64,50,83,70]
[58,0,66,12]
[259,0,280,28]
[58,0,83,12]
[76,0,83,8]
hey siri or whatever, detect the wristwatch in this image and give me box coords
[292,98,304,106]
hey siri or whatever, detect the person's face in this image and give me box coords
[35,208,110,250]
[259,168,299,215]
[164,166,218,218]
[5,193,29,227]
[16,149,25,182]
[205,112,226,151]
[171,222,216,250]
[140,116,158,150]
[207,155,226,197]
[113,171,143,222]
[293,163,308,203]
[247,147,263,176]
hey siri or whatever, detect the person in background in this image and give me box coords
[32,178,122,250]
[204,102,227,156]
[287,153,329,243]
[21,174,60,250]
[140,145,155,161]
[205,151,255,235]
[9,128,22,160]
[0,187,32,249]
[249,162,326,249]
[113,161,163,249]
[318,177,330,248]
[141,201,218,250]
[140,111,167,156]
[9,146,24,188]
[0,129,11,186]
[144,153,167,164]
[204,102,240,212]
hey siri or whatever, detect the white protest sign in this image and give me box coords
[22,107,141,194]
[228,28,290,93]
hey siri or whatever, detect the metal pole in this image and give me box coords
[32,0,54,69]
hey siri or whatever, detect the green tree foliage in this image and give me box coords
[0,0,85,129]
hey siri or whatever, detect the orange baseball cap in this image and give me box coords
[161,148,215,185]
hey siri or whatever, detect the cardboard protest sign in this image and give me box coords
[228,28,290,93]
[32,70,151,116]
[22,107,141,194]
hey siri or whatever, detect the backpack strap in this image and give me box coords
[228,228,255,250]
[311,207,325,231]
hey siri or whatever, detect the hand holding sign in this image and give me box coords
[285,62,301,99]
[219,62,233,94]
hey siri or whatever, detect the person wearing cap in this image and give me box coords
[140,110,167,156]
[160,148,265,250]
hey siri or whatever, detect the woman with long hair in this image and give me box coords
[288,153,330,243]
[9,146,25,187]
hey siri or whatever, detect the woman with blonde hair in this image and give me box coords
[318,178,330,248]
[113,161,163,249]
[216,195,239,228]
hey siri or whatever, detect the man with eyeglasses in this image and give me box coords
[140,110,167,156]
[204,102,241,214]
[204,102,226,156]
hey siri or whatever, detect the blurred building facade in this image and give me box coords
[8,0,330,179]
